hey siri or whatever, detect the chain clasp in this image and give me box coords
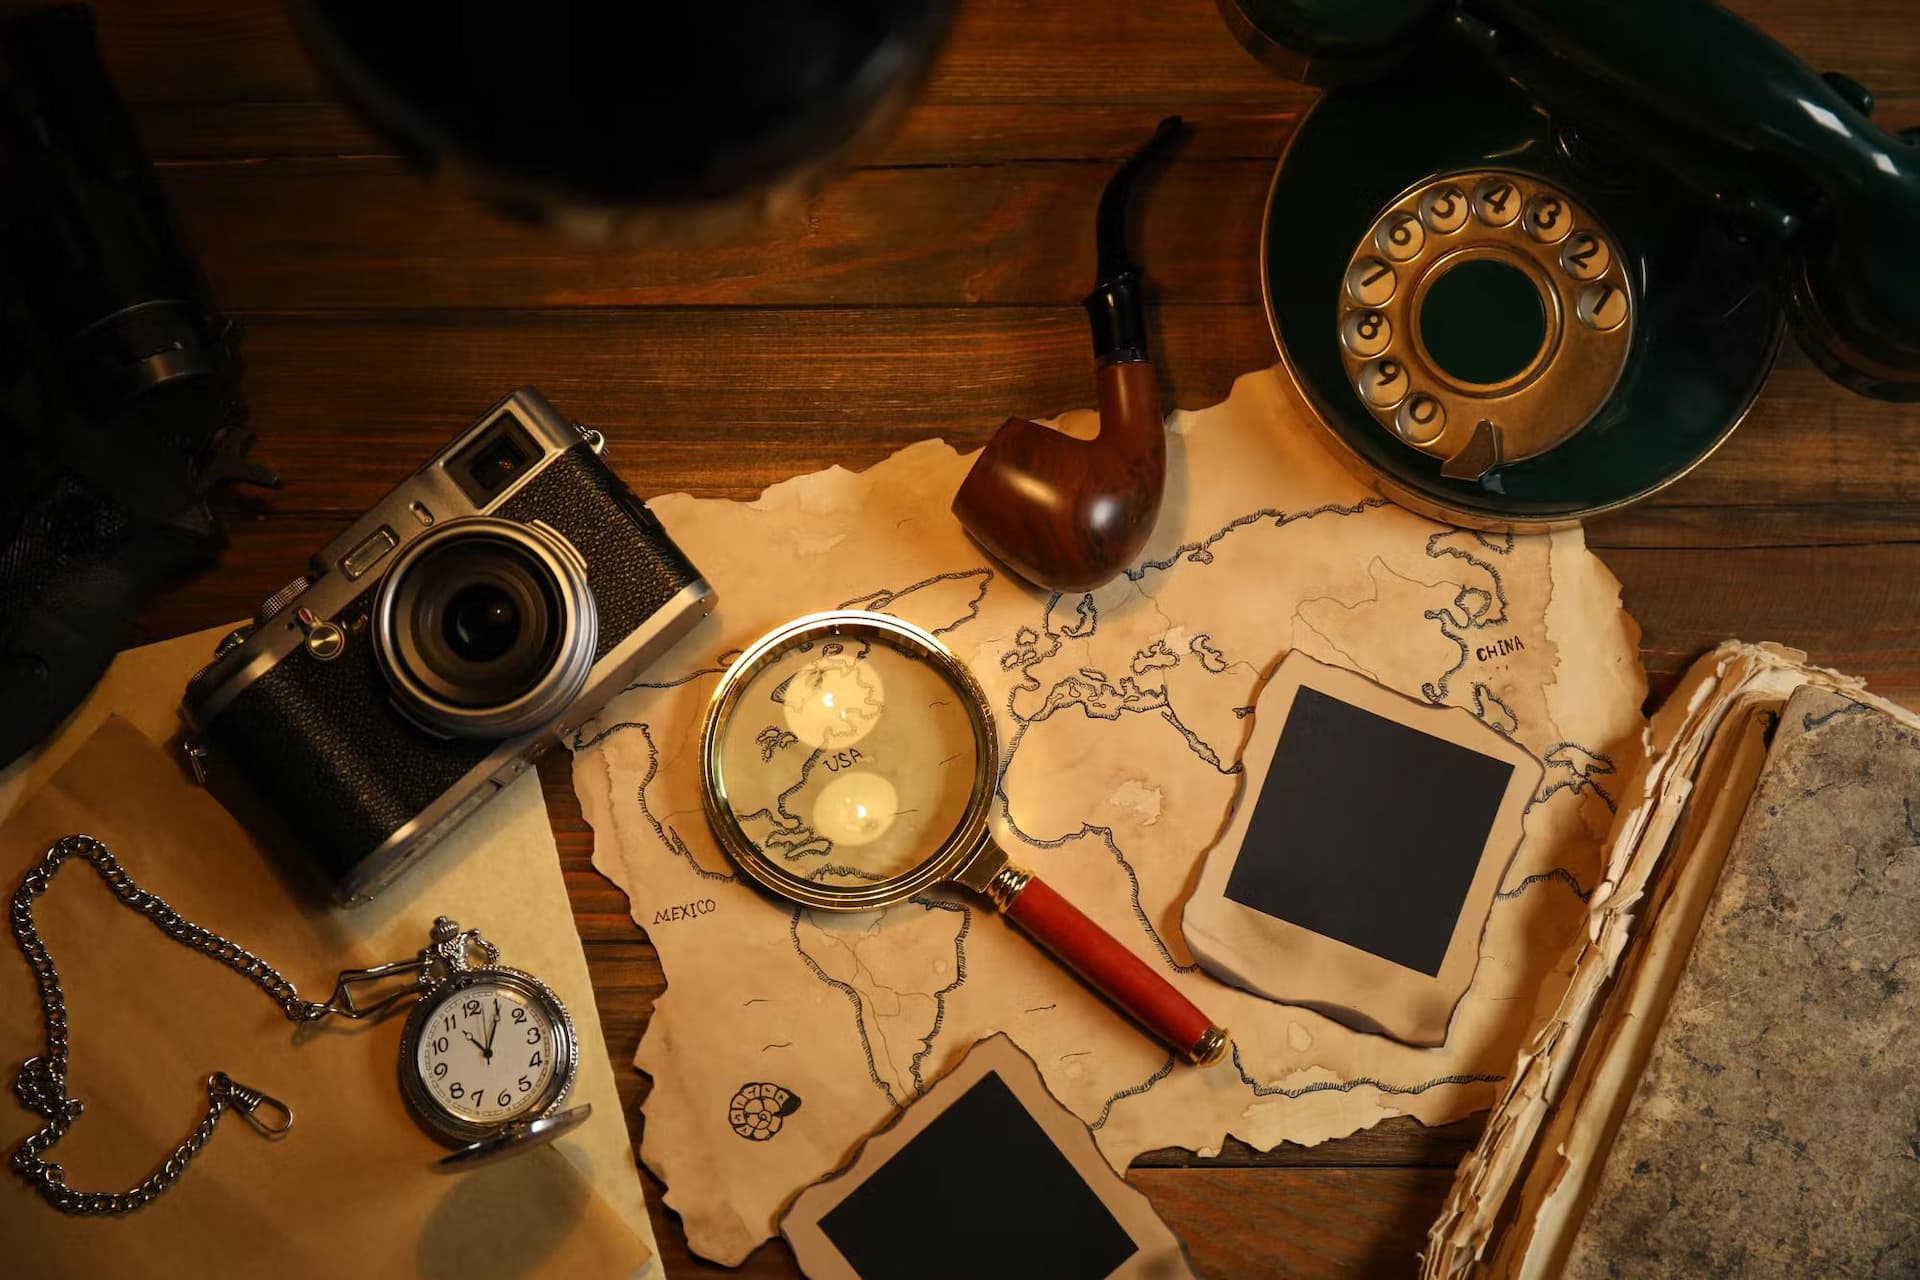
[210,1073,293,1138]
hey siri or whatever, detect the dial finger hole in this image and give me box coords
[1345,257,1397,307]
[1577,282,1629,331]
[1357,358,1410,408]
[1522,193,1571,244]
[1396,394,1446,446]
[1472,178,1521,227]
[1375,212,1425,261]
[1341,309,1392,358]
[1420,185,1469,234]
[1560,231,1612,281]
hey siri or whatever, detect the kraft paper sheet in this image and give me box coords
[0,627,657,1279]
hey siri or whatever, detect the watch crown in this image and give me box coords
[430,916,460,944]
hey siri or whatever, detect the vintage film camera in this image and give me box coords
[184,388,714,901]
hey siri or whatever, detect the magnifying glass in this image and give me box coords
[701,611,1228,1066]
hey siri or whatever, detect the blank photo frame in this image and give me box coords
[1181,651,1539,1046]
[781,1035,1193,1280]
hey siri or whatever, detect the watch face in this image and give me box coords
[406,969,573,1139]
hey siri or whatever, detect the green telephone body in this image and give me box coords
[1225,0,1920,529]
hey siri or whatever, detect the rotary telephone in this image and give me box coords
[1222,0,1920,528]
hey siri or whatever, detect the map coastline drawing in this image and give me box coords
[570,368,1647,1263]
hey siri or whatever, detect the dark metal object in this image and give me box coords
[182,389,715,903]
[0,4,274,769]
[288,0,959,240]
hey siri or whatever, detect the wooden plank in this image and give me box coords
[226,307,1272,514]
[133,100,385,160]
[157,155,1271,310]
[1137,1166,1456,1279]
[86,0,1283,108]
[1588,502,1920,550]
[92,0,329,103]
[1135,1117,1484,1171]
[640,1166,1455,1279]
[161,135,1920,314]
[150,310,1920,521]
[128,100,1311,164]
[1604,544,1920,706]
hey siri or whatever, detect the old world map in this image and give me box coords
[570,368,1646,1263]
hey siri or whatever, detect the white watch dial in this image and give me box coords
[414,981,559,1125]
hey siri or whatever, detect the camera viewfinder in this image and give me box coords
[450,412,539,505]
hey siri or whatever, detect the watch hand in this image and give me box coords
[485,998,500,1055]
[462,1030,491,1062]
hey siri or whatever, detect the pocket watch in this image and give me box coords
[329,915,591,1169]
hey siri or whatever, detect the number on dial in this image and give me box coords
[1522,194,1570,244]
[1560,231,1611,281]
[1577,282,1628,331]
[1375,212,1425,262]
[1472,179,1519,227]
[1345,258,1396,307]
[1341,309,1391,359]
[1419,185,1468,235]
[414,981,558,1125]
[1357,358,1410,408]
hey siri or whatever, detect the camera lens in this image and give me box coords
[396,537,558,708]
[374,518,598,738]
[444,582,520,663]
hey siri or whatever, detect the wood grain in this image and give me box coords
[168,310,1920,520]
[638,1167,1459,1280]
[76,0,1920,1273]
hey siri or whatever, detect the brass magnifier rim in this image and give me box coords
[700,610,999,912]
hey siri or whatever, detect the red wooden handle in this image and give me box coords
[1002,874,1225,1064]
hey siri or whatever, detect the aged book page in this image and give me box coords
[572,367,1647,1263]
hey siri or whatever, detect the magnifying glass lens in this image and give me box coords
[712,637,981,888]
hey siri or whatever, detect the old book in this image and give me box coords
[1424,643,1920,1279]
[1562,684,1920,1277]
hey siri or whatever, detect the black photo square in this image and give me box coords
[1224,686,1515,976]
[818,1071,1137,1280]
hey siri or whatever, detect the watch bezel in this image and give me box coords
[397,965,579,1146]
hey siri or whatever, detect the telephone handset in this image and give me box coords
[1225,0,1920,529]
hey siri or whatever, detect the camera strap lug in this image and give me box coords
[183,737,210,786]
[570,421,606,455]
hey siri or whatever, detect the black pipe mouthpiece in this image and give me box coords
[1083,116,1186,363]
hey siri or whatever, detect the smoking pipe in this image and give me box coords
[953,117,1186,592]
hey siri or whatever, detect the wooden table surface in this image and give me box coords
[95,1,1920,1275]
